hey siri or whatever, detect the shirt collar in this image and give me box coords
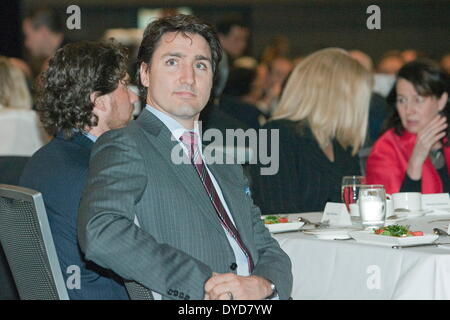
[81,130,97,142]
[145,104,201,143]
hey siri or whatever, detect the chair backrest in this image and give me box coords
[0,242,19,299]
[0,184,69,300]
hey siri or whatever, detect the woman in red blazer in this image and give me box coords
[366,60,450,194]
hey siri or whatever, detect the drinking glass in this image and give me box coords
[341,175,366,214]
[358,185,386,230]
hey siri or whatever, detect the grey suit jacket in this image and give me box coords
[77,109,293,300]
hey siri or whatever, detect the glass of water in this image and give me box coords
[358,185,386,230]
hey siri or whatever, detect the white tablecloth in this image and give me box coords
[273,212,450,299]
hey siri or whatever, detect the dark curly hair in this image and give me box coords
[36,40,128,137]
[386,59,450,141]
[136,14,222,100]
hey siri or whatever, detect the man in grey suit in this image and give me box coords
[78,14,292,300]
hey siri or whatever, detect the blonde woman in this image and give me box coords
[250,48,373,214]
[0,56,48,156]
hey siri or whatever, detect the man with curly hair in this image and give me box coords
[19,41,137,299]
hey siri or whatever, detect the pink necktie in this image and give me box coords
[180,131,254,273]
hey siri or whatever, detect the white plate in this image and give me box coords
[392,209,432,218]
[264,221,305,233]
[386,210,432,224]
[428,207,450,216]
[261,215,306,233]
[303,227,362,240]
[349,230,438,246]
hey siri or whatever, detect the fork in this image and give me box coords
[297,217,328,228]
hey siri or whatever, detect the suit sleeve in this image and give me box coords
[366,134,406,194]
[77,128,212,300]
[240,167,293,299]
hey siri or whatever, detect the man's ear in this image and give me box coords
[438,92,449,112]
[140,62,150,88]
[90,91,107,112]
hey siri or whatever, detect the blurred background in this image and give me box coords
[0,0,448,148]
[1,0,449,65]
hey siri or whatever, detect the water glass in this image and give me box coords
[358,185,386,230]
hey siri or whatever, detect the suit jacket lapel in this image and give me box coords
[136,110,227,236]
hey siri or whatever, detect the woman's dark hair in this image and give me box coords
[386,59,450,138]
[36,40,128,137]
[136,14,222,99]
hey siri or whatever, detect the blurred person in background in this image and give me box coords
[401,49,420,63]
[250,48,373,214]
[441,53,450,76]
[256,56,293,116]
[0,56,48,156]
[232,57,268,108]
[349,50,374,72]
[373,51,403,101]
[219,57,267,129]
[377,50,405,75]
[22,7,67,76]
[366,60,450,194]
[214,17,250,99]
[350,50,391,147]
[217,17,249,60]
[201,19,253,139]
[19,41,137,299]
[260,35,290,65]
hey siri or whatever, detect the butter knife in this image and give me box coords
[392,242,450,249]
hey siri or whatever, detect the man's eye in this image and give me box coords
[166,59,177,66]
[196,62,207,70]
[397,97,406,104]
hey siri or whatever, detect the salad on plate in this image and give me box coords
[373,225,424,237]
[263,215,289,224]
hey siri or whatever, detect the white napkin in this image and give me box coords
[322,202,352,227]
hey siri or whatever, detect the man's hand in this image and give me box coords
[204,272,273,300]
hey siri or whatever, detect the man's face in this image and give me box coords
[140,32,214,128]
[220,26,249,59]
[103,79,138,130]
[22,19,47,57]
